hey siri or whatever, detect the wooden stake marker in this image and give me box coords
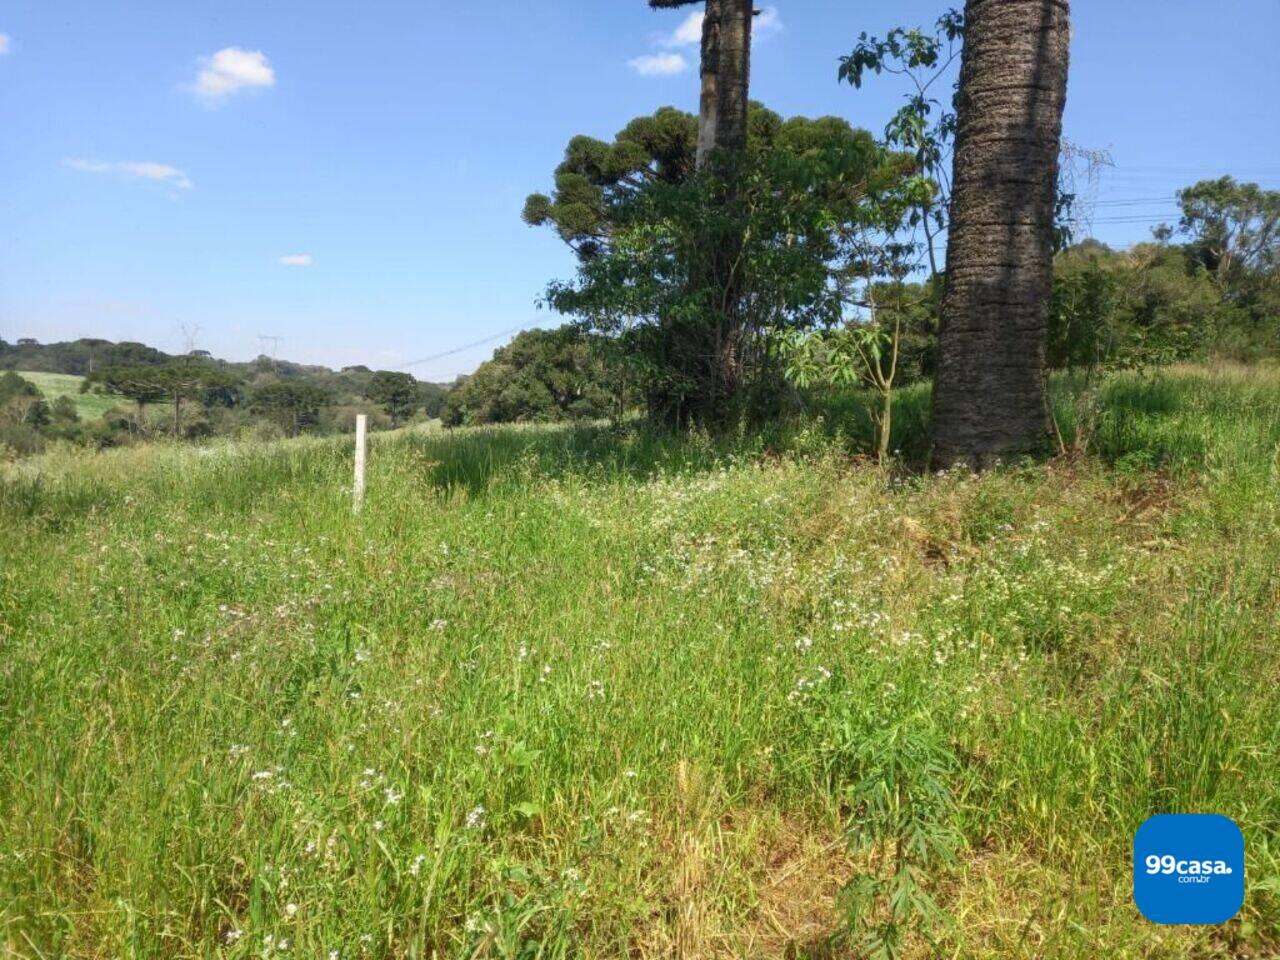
[353,414,367,513]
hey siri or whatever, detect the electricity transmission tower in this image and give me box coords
[258,335,283,370]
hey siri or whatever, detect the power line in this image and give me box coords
[398,324,535,370]
[1084,216,1179,224]
[1090,198,1179,207]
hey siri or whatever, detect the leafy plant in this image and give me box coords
[837,716,961,960]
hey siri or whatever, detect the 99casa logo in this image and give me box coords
[1134,814,1244,924]
[1142,853,1235,884]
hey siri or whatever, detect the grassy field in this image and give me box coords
[1,365,1278,958]
[14,370,125,421]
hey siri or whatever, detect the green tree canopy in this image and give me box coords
[0,372,50,428]
[365,371,419,426]
[87,362,240,435]
[526,104,921,424]
[1173,177,1280,298]
[442,326,626,427]
[250,381,329,436]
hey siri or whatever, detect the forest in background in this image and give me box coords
[0,338,449,458]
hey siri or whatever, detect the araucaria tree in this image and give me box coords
[366,370,418,426]
[525,106,917,425]
[929,0,1071,469]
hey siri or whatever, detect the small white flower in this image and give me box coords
[409,853,427,876]
[284,903,298,917]
[383,786,403,805]
[223,928,242,944]
[465,805,486,830]
[430,619,448,631]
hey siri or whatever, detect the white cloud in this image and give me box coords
[628,52,688,77]
[193,47,275,103]
[661,6,782,48]
[64,158,193,190]
[0,34,11,56]
[278,254,313,267]
[755,6,783,39]
[665,12,704,47]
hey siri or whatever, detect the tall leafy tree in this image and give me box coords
[929,0,1071,469]
[250,382,329,437]
[0,372,51,428]
[89,362,238,436]
[1172,177,1280,296]
[366,371,419,426]
[441,327,624,427]
[527,106,917,425]
[158,364,240,436]
[86,365,170,432]
[646,1,758,421]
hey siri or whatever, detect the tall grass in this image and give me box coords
[1,366,1277,958]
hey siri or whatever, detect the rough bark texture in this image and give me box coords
[930,0,1070,469]
[650,0,753,164]
[649,0,754,426]
[695,0,753,168]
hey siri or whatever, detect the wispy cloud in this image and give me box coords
[278,254,313,267]
[0,33,11,56]
[628,52,688,77]
[664,12,703,47]
[64,158,194,190]
[660,6,783,48]
[192,47,275,104]
[755,7,783,39]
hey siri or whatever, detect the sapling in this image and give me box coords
[837,717,961,960]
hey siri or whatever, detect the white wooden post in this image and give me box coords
[353,414,367,513]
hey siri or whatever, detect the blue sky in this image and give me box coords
[2,1,1278,380]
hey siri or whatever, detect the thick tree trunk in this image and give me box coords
[929,0,1070,470]
[695,0,752,169]
[650,0,754,425]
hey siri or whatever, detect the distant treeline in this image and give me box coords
[0,338,451,459]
